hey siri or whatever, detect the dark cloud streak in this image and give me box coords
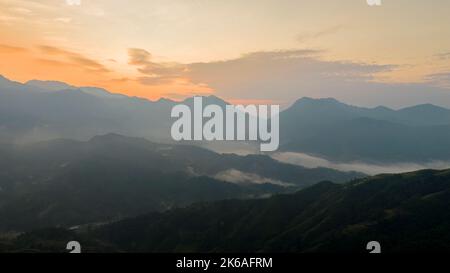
[38,45,110,73]
[128,48,186,85]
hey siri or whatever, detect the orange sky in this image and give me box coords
[0,43,213,100]
[1,0,450,103]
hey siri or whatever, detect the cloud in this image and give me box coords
[214,169,294,187]
[65,0,81,6]
[297,25,343,43]
[9,7,32,15]
[128,48,152,65]
[38,45,110,73]
[272,152,450,176]
[185,49,450,109]
[425,72,450,88]
[108,77,131,83]
[435,51,450,60]
[54,17,72,23]
[0,44,27,53]
[128,48,186,85]
[137,76,175,85]
[35,58,72,67]
[0,14,22,23]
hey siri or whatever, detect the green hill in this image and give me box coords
[0,134,361,232]
[4,169,450,253]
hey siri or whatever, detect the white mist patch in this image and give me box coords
[272,152,450,175]
[214,169,294,187]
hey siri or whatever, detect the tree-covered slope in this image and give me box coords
[4,169,450,253]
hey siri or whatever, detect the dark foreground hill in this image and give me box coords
[3,169,450,253]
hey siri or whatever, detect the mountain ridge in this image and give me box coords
[4,74,450,112]
[3,74,450,163]
[3,168,450,253]
[0,133,363,231]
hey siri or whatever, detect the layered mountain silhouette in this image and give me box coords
[0,134,361,231]
[280,98,450,162]
[2,75,450,163]
[2,75,450,253]
[3,168,450,253]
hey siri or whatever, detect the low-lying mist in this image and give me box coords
[214,169,294,187]
[272,152,450,175]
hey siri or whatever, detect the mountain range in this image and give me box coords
[2,75,450,163]
[280,98,450,162]
[1,75,450,253]
[3,168,450,253]
[0,133,361,232]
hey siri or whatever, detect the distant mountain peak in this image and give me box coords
[89,133,152,146]
[374,105,393,111]
[79,86,126,99]
[0,74,21,85]
[290,97,347,111]
[26,79,71,85]
[25,79,76,92]
[90,133,129,142]
[400,103,449,112]
[182,95,229,106]
[206,95,229,105]
[156,97,175,103]
[294,97,341,105]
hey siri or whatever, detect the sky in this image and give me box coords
[1,0,450,108]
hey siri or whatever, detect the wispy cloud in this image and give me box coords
[9,7,32,15]
[128,48,187,85]
[425,72,450,89]
[35,58,72,67]
[297,25,343,43]
[187,49,395,106]
[214,169,294,187]
[434,51,450,60]
[272,152,450,176]
[38,45,110,73]
[54,17,72,23]
[0,44,27,53]
[0,14,22,24]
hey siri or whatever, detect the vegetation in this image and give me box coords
[3,169,450,253]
